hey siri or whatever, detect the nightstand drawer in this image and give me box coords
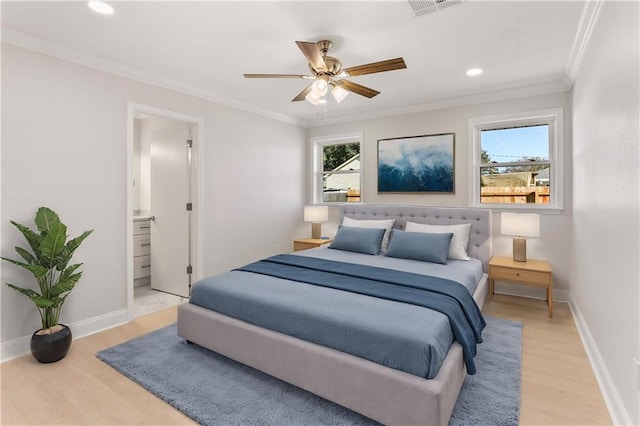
[490,266,551,286]
[294,242,317,251]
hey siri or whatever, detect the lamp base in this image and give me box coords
[311,223,321,239]
[512,237,527,262]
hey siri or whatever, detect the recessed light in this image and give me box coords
[466,68,483,77]
[88,1,114,15]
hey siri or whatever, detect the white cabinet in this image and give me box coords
[133,218,151,284]
[133,234,151,257]
[133,220,152,235]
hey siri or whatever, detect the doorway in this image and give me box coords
[126,103,203,321]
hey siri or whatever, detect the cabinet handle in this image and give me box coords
[141,243,151,247]
[516,273,520,277]
[139,226,151,229]
[141,265,151,269]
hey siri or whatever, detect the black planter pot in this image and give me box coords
[30,324,72,363]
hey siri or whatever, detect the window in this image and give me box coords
[311,133,362,204]
[469,109,564,211]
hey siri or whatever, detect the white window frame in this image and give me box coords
[468,108,564,212]
[311,132,363,205]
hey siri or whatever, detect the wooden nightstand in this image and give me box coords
[489,256,553,317]
[293,238,333,252]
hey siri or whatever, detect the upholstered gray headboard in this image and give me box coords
[340,204,493,273]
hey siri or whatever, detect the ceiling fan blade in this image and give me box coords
[243,73,309,79]
[295,41,327,72]
[292,83,314,102]
[343,57,407,77]
[334,80,380,98]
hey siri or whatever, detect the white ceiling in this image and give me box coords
[1,1,587,126]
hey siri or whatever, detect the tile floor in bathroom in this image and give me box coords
[134,284,186,318]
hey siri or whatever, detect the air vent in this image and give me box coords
[408,0,463,17]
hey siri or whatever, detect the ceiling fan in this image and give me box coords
[243,40,407,105]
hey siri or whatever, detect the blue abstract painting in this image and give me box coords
[378,133,455,193]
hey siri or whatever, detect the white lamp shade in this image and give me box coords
[311,79,328,96]
[330,84,349,104]
[304,205,329,223]
[305,91,323,105]
[501,212,540,237]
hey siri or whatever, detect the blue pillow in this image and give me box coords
[329,226,386,255]
[385,230,453,264]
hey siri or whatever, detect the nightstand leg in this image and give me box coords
[489,278,494,296]
[547,286,553,318]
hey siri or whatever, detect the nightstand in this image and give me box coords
[293,238,332,252]
[489,256,553,317]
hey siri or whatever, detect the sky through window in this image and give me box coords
[481,125,549,162]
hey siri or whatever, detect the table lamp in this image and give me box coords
[501,212,540,262]
[304,206,329,239]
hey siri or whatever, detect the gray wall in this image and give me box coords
[1,43,306,357]
[570,1,639,424]
[307,91,573,299]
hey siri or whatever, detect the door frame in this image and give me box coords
[126,102,204,321]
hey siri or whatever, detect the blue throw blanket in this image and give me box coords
[235,254,486,375]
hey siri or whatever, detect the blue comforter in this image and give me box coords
[236,254,485,374]
[190,250,485,378]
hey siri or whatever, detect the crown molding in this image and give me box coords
[563,0,604,88]
[0,27,305,127]
[2,23,581,130]
[305,79,571,128]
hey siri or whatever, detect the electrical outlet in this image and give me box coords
[634,357,640,389]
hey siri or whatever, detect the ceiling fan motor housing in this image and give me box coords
[308,40,343,77]
[309,56,342,76]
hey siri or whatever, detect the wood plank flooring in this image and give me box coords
[2,295,612,425]
[483,294,611,425]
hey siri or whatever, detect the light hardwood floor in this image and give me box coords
[2,294,611,425]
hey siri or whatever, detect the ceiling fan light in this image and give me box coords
[318,97,327,105]
[311,79,328,96]
[331,84,349,104]
[305,91,322,105]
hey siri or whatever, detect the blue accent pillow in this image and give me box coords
[329,226,386,255]
[385,230,453,264]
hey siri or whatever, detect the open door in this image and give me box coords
[149,117,191,297]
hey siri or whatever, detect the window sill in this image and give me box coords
[473,204,564,215]
[317,202,363,207]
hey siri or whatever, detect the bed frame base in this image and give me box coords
[177,276,487,426]
[178,302,465,425]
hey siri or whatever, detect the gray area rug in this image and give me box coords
[97,316,521,425]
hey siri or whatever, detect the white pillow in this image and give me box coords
[404,222,472,260]
[342,217,395,252]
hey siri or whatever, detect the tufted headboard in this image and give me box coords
[340,204,493,273]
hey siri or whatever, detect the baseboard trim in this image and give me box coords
[568,296,632,425]
[1,309,129,363]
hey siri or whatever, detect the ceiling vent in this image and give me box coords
[408,0,463,17]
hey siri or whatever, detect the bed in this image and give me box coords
[177,204,492,425]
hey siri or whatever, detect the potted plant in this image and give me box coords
[2,207,93,363]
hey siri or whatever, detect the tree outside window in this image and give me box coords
[312,135,362,204]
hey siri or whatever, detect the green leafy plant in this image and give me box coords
[2,207,93,333]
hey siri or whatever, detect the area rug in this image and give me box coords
[97,316,521,425]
